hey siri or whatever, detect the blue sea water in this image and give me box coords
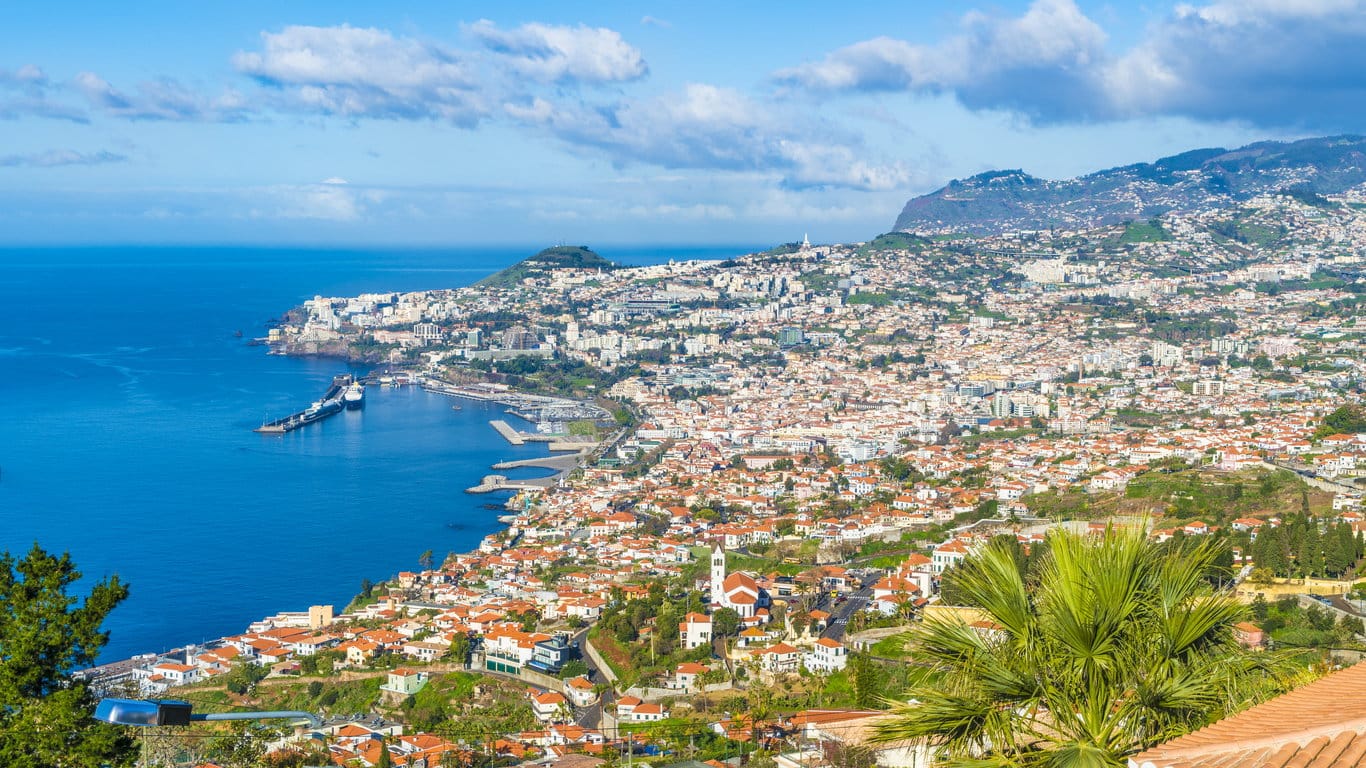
[0,244,756,662]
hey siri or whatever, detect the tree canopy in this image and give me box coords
[873,525,1303,767]
[0,544,136,766]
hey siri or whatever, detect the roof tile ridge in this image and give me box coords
[1139,717,1366,765]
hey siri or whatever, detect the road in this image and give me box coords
[821,586,873,641]
[572,627,612,729]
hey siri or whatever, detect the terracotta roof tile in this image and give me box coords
[1130,664,1366,768]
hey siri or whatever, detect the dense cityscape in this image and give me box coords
[57,182,1366,767]
[11,3,1366,766]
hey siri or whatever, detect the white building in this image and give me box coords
[803,638,849,674]
[679,612,713,650]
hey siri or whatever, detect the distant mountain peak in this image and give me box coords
[894,135,1366,235]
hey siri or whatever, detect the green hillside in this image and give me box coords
[476,245,615,288]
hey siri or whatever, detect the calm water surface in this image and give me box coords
[0,245,753,661]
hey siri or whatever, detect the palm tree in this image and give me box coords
[873,524,1302,767]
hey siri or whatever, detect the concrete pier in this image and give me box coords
[254,374,353,434]
[491,454,582,471]
[546,440,600,452]
[465,474,557,494]
[489,420,526,445]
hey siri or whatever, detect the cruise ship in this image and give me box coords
[343,381,365,410]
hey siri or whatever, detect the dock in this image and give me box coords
[491,454,583,471]
[546,440,600,452]
[254,374,353,434]
[465,474,557,494]
[489,420,526,445]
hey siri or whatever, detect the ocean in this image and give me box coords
[0,245,755,662]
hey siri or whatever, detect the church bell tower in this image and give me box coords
[710,545,726,606]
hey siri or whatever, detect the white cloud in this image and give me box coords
[777,0,1366,129]
[1,64,48,85]
[468,20,647,83]
[0,65,89,122]
[778,142,913,191]
[234,24,485,124]
[73,71,249,121]
[775,0,1107,120]
[252,182,372,221]
[506,83,909,191]
[0,148,127,168]
[624,203,737,220]
[1101,0,1366,127]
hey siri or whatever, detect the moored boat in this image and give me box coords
[343,382,365,410]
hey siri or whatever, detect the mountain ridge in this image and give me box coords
[894,135,1366,235]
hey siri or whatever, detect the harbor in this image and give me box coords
[254,374,364,434]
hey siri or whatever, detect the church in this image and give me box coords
[709,545,771,619]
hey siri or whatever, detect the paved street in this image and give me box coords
[573,627,613,728]
[821,586,873,640]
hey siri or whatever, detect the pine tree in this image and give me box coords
[1340,523,1360,571]
[0,545,136,767]
[1256,525,1286,576]
[1324,533,1348,577]
[1304,522,1325,578]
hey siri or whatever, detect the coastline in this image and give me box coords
[2,245,729,670]
[80,370,608,677]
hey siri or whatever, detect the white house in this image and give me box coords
[678,612,713,650]
[803,638,849,674]
[530,690,570,723]
[673,662,710,691]
[563,676,598,708]
[751,642,801,674]
[616,696,669,722]
[931,539,972,574]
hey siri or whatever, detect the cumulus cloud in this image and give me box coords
[0,149,127,168]
[775,0,1107,120]
[234,24,484,124]
[1103,0,1366,127]
[506,84,910,191]
[468,20,647,83]
[777,0,1366,129]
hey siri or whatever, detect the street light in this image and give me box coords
[96,698,322,729]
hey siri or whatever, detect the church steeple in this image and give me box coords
[710,544,726,606]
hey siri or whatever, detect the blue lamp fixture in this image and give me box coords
[95,698,321,729]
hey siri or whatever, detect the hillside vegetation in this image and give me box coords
[475,245,614,288]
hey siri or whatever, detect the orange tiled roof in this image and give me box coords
[1130,663,1366,768]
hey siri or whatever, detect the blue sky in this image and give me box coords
[3,0,1362,246]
